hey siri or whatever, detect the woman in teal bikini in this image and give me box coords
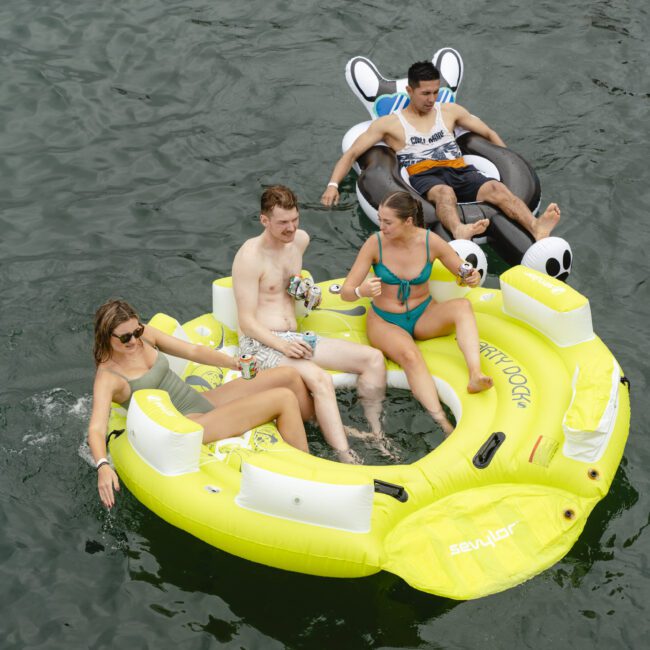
[88,299,313,508]
[341,191,493,435]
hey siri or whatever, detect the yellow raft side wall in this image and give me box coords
[110,416,439,578]
[108,271,630,598]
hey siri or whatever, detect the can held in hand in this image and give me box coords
[239,353,258,380]
[287,275,302,298]
[296,277,313,300]
[457,261,474,286]
[304,285,322,310]
[302,331,318,350]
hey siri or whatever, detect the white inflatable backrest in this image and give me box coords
[126,389,203,475]
[212,280,239,331]
[148,313,191,377]
[236,463,374,533]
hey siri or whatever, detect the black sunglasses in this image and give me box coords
[112,324,145,344]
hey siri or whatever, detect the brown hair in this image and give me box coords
[260,184,298,216]
[93,299,139,366]
[380,191,424,227]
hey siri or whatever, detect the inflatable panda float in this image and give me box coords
[341,48,573,281]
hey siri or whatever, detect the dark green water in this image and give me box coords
[1,0,648,647]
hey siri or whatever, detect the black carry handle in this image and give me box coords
[106,429,125,447]
[473,432,506,469]
[373,479,409,503]
[620,376,630,390]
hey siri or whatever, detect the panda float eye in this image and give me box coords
[522,237,573,282]
[448,239,488,286]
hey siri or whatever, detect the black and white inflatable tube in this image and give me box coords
[343,50,546,268]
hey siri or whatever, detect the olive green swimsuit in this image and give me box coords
[107,340,213,415]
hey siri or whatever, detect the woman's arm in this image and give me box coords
[145,324,239,370]
[88,371,122,508]
[341,237,382,301]
[432,236,482,287]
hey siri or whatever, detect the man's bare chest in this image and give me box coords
[259,252,303,296]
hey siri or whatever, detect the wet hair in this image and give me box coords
[260,185,298,216]
[380,191,424,228]
[407,61,440,88]
[93,299,139,366]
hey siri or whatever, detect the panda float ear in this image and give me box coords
[522,237,573,281]
[345,47,465,119]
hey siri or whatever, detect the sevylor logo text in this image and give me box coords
[479,341,531,408]
[449,521,519,555]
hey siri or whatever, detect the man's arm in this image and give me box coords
[321,117,393,206]
[448,104,506,147]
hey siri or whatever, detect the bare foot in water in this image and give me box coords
[346,426,400,462]
[451,218,490,240]
[345,426,376,441]
[467,374,494,394]
[430,410,455,438]
[337,447,363,464]
[532,203,561,240]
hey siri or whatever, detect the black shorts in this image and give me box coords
[409,164,490,203]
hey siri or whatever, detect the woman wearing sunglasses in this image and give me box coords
[88,299,312,508]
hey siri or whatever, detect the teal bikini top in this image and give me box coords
[372,231,432,304]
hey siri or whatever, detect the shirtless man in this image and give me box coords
[321,60,561,241]
[232,185,387,463]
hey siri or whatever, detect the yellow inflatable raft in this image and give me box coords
[108,264,630,600]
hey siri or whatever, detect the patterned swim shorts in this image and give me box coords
[238,331,320,370]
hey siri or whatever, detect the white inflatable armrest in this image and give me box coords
[236,463,374,533]
[127,389,203,476]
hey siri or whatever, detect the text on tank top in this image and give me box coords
[395,105,464,169]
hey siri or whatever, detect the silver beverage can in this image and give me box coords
[304,285,322,310]
[287,274,302,297]
[296,277,313,300]
[239,353,258,380]
[457,261,474,286]
[302,331,318,350]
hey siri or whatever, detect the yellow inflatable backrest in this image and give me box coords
[501,266,593,346]
[502,266,586,312]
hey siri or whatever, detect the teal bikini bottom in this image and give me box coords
[371,296,433,337]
